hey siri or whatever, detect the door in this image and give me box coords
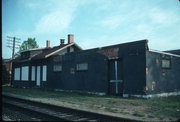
[36,66,40,86]
[108,59,123,95]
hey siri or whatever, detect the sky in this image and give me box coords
[2,0,180,59]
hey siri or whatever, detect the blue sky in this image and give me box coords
[2,0,180,58]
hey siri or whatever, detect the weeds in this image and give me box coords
[132,112,145,117]
[2,86,180,120]
[104,107,118,113]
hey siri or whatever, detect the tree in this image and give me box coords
[15,38,39,57]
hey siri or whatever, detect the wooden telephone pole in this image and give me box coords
[6,36,21,58]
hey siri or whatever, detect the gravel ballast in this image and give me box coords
[2,107,41,121]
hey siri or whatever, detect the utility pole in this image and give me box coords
[6,36,21,59]
[6,36,21,86]
[12,37,15,59]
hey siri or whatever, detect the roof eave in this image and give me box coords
[45,42,82,58]
[149,49,180,57]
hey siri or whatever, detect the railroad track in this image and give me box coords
[3,94,139,121]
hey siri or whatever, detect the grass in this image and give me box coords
[132,112,145,117]
[104,107,119,113]
[147,115,154,118]
[2,86,180,121]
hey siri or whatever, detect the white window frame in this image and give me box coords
[53,64,62,72]
[42,65,47,81]
[76,63,88,71]
[21,66,29,81]
[14,68,20,80]
[31,66,35,81]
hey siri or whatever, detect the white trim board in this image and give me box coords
[45,43,83,58]
[149,49,180,58]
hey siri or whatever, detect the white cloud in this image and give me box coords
[34,0,80,34]
[132,23,156,40]
[100,15,122,30]
[35,11,73,34]
[26,2,40,9]
[3,0,180,59]
[5,0,80,37]
[19,0,51,10]
[148,37,180,51]
[95,0,113,11]
[149,8,179,25]
[93,1,180,51]
[97,5,147,30]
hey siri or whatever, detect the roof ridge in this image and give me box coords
[45,43,75,58]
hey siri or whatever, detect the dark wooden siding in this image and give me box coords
[146,51,180,94]
[48,52,109,94]
[47,40,147,95]
[12,40,148,96]
[117,40,147,95]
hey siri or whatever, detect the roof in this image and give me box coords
[149,49,180,58]
[31,42,82,60]
[11,57,21,62]
[11,42,82,62]
[21,47,48,53]
[164,49,180,55]
[31,44,68,60]
[3,59,11,63]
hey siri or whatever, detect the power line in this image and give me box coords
[7,36,21,40]
[7,40,13,42]
[6,36,21,58]
[6,42,13,45]
[6,42,20,46]
[6,45,20,48]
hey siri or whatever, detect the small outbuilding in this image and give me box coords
[11,34,180,98]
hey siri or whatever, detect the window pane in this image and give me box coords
[14,68,20,80]
[31,66,35,81]
[162,59,170,68]
[77,63,88,70]
[70,47,74,52]
[53,64,62,71]
[21,66,29,81]
[42,65,47,81]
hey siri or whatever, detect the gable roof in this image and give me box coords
[21,47,48,53]
[31,42,82,60]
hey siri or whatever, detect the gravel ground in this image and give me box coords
[2,107,42,121]
[2,115,12,121]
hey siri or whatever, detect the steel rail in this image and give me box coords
[3,94,140,121]
[3,102,65,121]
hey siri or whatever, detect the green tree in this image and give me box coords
[15,38,39,57]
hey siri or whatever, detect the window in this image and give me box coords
[76,63,88,71]
[70,47,74,52]
[31,66,35,81]
[53,64,62,71]
[162,59,171,68]
[14,68,20,80]
[42,65,47,81]
[21,66,29,81]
